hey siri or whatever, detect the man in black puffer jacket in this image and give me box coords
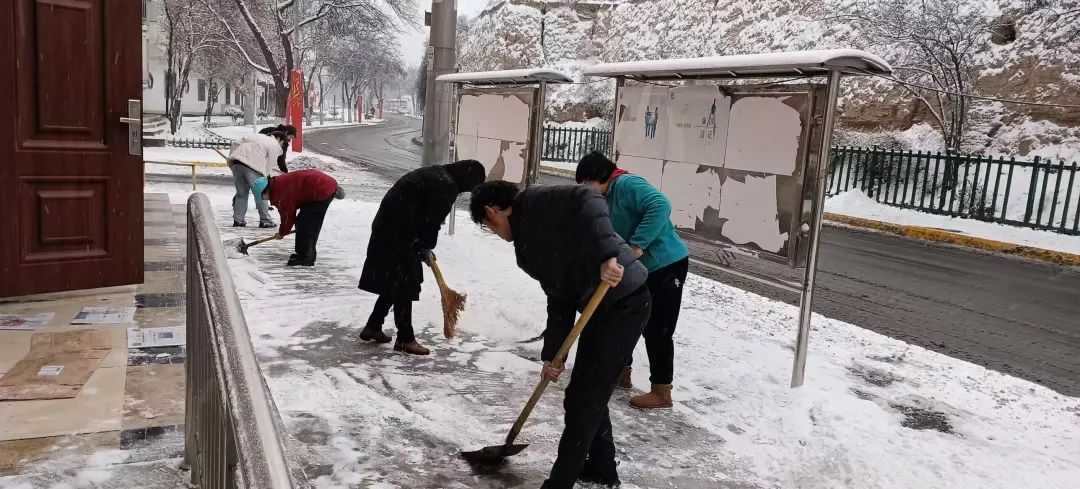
[357,160,487,355]
[470,181,651,489]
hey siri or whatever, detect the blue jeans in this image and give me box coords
[230,163,273,225]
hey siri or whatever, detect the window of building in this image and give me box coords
[197,79,206,102]
[224,84,231,105]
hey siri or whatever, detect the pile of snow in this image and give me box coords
[826,189,1080,254]
[148,179,1080,488]
[547,117,610,130]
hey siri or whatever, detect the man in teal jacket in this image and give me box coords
[576,151,690,409]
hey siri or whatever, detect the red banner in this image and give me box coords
[288,70,304,152]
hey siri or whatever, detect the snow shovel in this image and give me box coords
[460,282,611,465]
[427,254,466,339]
[224,234,277,256]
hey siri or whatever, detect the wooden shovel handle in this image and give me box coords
[504,282,611,445]
[247,234,279,248]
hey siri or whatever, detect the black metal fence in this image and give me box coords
[166,137,234,149]
[828,147,1080,235]
[541,126,612,162]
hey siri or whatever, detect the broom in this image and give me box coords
[427,254,466,339]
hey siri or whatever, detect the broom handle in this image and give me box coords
[504,282,611,446]
[428,254,450,290]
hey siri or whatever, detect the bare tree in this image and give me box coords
[1027,0,1080,44]
[201,0,416,117]
[159,0,216,133]
[830,0,997,159]
[198,47,246,122]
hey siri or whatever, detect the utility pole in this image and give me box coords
[422,0,457,167]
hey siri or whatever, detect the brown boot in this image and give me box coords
[615,367,633,390]
[394,340,430,355]
[359,326,392,344]
[629,384,673,409]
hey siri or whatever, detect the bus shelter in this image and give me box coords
[436,68,573,186]
[583,49,892,387]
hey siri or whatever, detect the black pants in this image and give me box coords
[546,286,651,489]
[627,257,688,385]
[366,294,415,344]
[292,196,333,264]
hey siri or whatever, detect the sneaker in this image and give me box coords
[232,221,246,227]
[259,222,277,229]
[359,326,392,344]
[393,340,430,355]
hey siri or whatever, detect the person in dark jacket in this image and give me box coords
[470,181,651,489]
[576,151,690,410]
[255,169,344,267]
[259,124,298,173]
[357,160,487,356]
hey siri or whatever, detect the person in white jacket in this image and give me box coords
[228,131,286,227]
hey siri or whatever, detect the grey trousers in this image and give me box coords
[230,163,273,225]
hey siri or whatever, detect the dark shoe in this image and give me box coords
[232,221,246,227]
[616,366,633,390]
[286,257,315,267]
[359,326,392,344]
[259,222,277,228]
[394,340,430,355]
[579,460,621,487]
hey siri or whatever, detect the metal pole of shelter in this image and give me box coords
[791,69,842,388]
[448,82,459,235]
[528,81,547,186]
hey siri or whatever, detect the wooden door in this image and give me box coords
[0,0,144,298]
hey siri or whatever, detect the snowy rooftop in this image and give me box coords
[583,49,892,80]
[436,68,574,85]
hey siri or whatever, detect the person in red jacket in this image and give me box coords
[253,169,344,266]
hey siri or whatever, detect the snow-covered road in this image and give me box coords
[148,176,1080,489]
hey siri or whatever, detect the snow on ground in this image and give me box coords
[149,172,1080,489]
[142,144,383,186]
[827,190,1080,255]
[547,117,611,130]
[206,120,374,140]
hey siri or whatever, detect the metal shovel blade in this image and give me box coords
[221,237,250,256]
[460,443,529,464]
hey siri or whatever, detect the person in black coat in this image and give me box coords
[357,160,487,355]
[470,181,651,489]
[259,124,297,173]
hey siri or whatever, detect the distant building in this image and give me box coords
[141,0,275,118]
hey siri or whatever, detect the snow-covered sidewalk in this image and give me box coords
[826,190,1080,255]
[146,172,1080,489]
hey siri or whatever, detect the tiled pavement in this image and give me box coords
[0,194,189,487]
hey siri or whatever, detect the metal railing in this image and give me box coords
[541,126,612,162]
[185,193,296,489]
[168,136,234,149]
[827,147,1080,235]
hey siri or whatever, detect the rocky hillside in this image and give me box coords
[457,0,1080,160]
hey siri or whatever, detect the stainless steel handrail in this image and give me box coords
[185,193,295,488]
